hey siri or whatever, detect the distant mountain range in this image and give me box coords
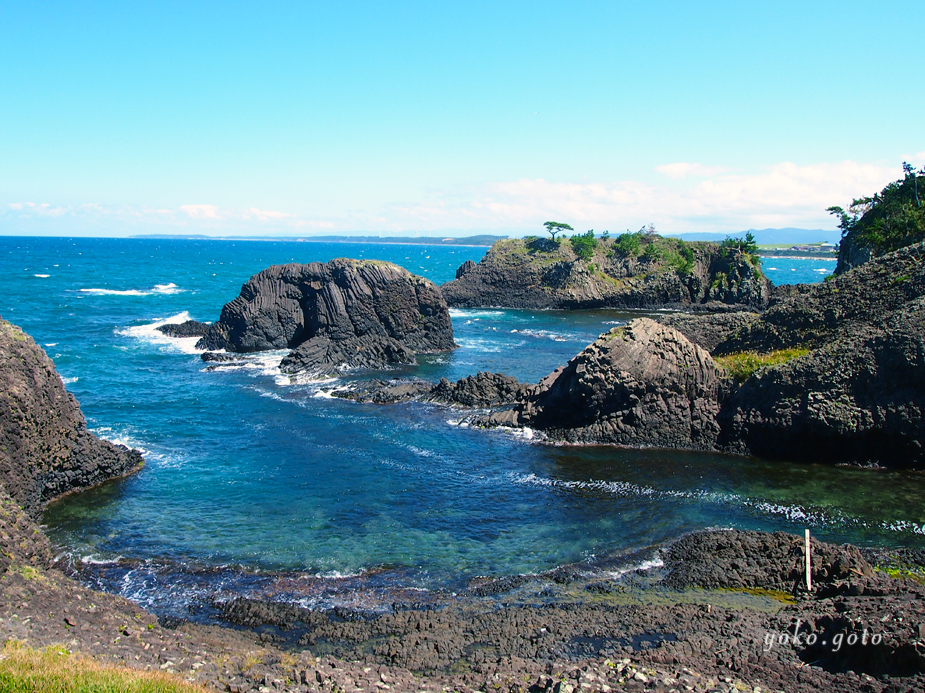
[666,228,841,245]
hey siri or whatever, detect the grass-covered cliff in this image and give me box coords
[441,232,770,310]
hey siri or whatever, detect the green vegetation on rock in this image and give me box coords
[569,230,597,261]
[715,347,810,383]
[829,163,925,263]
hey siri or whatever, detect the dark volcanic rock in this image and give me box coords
[196,258,454,374]
[715,241,925,355]
[718,298,925,466]
[455,259,477,279]
[441,237,771,310]
[333,371,530,406]
[0,318,143,520]
[200,351,245,363]
[663,529,875,593]
[155,320,210,338]
[333,378,435,404]
[653,311,759,351]
[429,371,529,407]
[479,319,731,450]
[279,335,417,375]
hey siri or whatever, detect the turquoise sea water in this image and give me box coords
[1,237,920,615]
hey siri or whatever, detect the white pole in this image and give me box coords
[805,529,812,592]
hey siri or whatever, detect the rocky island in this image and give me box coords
[195,258,455,376]
[441,232,770,310]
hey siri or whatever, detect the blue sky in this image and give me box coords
[2,1,923,237]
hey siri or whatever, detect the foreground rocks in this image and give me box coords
[196,259,455,375]
[441,236,771,310]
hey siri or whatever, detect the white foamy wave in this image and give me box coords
[81,554,123,565]
[456,337,516,353]
[117,311,203,354]
[79,282,183,296]
[45,343,57,347]
[603,557,665,579]
[34,273,50,278]
[510,328,572,342]
[90,426,148,454]
[60,375,78,385]
[449,309,507,319]
[881,520,925,535]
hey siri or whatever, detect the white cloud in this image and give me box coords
[387,160,899,234]
[179,204,222,220]
[655,162,730,179]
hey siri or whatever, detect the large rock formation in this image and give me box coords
[441,236,770,310]
[197,259,455,374]
[478,319,732,450]
[0,318,143,520]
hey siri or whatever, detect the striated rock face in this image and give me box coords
[653,311,759,352]
[479,319,732,450]
[197,259,455,373]
[441,237,770,310]
[0,318,143,563]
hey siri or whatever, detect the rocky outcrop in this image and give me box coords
[0,319,143,521]
[478,319,732,450]
[429,371,529,407]
[718,299,925,466]
[663,530,875,593]
[714,241,925,355]
[197,259,455,374]
[155,320,210,338]
[332,371,529,407]
[653,311,759,352]
[441,236,770,310]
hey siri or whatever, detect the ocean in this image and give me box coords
[2,236,921,617]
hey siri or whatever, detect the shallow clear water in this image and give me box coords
[1,237,920,612]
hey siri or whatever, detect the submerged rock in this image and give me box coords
[197,258,455,374]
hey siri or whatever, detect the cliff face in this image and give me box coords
[441,236,770,310]
[0,318,143,574]
[197,259,455,374]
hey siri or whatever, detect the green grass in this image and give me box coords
[715,347,810,383]
[0,642,208,693]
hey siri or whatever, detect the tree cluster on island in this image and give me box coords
[828,162,925,259]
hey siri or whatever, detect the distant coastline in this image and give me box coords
[131,233,505,247]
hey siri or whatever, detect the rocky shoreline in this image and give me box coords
[3,231,925,691]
